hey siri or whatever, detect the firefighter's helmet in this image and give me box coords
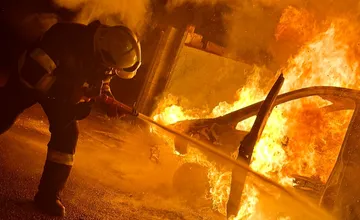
[94,25,141,79]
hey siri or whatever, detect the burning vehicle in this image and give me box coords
[148,6,360,220]
[151,81,360,220]
[169,82,360,219]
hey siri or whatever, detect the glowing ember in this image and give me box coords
[151,6,358,220]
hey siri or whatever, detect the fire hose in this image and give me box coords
[95,94,139,117]
[92,94,333,219]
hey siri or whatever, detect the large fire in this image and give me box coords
[152,6,359,219]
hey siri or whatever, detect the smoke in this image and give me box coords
[52,0,151,35]
[162,0,305,68]
[217,0,360,70]
[19,13,59,43]
[165,0,229,10]
[48,0,360,66]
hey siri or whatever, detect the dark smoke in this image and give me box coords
[52,0,152,35]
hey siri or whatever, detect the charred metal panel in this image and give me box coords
[163,45,256,110]
[293,175,325,194]
[227,74,284,218]
[172,86,359,133]
[136,26,188,116]
[321,105,360,219]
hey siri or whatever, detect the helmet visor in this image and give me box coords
[114,68,137,79]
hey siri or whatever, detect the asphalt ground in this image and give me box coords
[0,104,222,220]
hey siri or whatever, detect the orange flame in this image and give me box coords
[275,6,317,44]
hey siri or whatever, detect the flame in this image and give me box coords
[235,185,259,219]
[211,69,266,118]
[152,94,208,126]
[281,23,359,92]
[152,6,359,219]
[275,6,317,45]
[182,147,232,214]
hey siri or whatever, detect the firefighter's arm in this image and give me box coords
[95,76,117,117]
[17,29,71,101]
[18,47,58,94]
[98,74,137,118]
[18,23,64,95]
[98,76,120,118]
[18,23,88,102]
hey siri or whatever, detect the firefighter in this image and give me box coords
[0,20,141,216]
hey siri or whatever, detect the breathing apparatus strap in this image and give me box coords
[18,48,57,93]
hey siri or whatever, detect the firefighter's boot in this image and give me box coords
[34,160,72,217]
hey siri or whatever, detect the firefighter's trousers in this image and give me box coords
[0,73,78,197]
[0,73,79,163]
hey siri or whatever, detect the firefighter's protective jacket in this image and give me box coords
[18,21,112,104]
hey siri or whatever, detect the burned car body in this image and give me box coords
[170,85,360,219]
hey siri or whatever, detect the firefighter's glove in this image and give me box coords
[75,99,95,120]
